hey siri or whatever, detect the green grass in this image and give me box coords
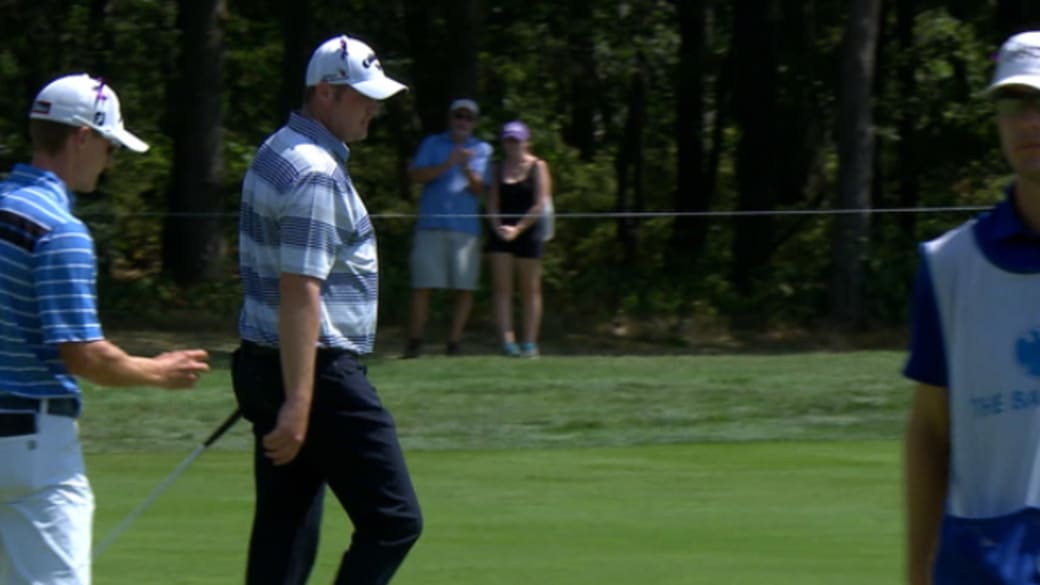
[78,351,911,583]
[79,351,912,452]
[91,442,901,585]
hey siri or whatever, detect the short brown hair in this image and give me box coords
[29,120,78,156]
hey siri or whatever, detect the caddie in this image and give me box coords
[904,31,1040,585]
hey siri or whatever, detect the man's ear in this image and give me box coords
[73,126,93,147]
[316,81,333,102]
[63,126,93,156]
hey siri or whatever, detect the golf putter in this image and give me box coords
[93,408,242,559]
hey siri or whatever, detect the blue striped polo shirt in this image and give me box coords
[0,164,103,400]
[238,112,379,354]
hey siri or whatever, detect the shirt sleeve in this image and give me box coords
[34,223,104,344]
[903,249,948,387]
[410,136,438,169]
[277,171,346,280]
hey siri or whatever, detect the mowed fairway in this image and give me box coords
[82,350,910,584]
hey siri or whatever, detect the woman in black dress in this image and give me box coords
[486,120,553,357]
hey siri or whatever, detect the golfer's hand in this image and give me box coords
[263,400,309,465]
[154,349,210,389]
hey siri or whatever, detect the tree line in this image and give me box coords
[1,0,1038,334]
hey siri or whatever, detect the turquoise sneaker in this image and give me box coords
[502,341,521,357]
[519,342,539,358]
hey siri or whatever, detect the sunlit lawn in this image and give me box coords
[83,351,909,584]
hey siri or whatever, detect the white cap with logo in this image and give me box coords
[988,31,1040,94]
[305,35,407,100]
[29,73,149,153]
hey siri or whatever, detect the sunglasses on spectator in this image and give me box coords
[994,90,1040,118]
[452,111,476,121]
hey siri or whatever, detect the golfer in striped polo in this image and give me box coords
[0,74,209,584]
[232,34,421,585]
[905,31,1040,585]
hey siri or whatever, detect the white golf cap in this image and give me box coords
[987,31,1040,94]
[449,98,479,115]
[29,73,149,153]
[305,35,407,100]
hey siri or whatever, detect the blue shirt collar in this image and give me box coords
[974,183,1040,273]
[287,111,351,165]
[987,183,1040,241]
[5,163,73,211]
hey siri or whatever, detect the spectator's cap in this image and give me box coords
[29,74,149,153]
[988,31,1040,94]
[501,120,530,141]
[449,98,479,115]
[305,34,407,100]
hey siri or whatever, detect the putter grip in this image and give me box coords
[202,409,242,447]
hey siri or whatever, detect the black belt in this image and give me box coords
[0,395,80,438]
[239,340,358,360]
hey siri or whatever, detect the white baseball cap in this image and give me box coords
[449,98,479,115]
[29,74,149,153]
[305,35,407,100]
[987,31,1040,94]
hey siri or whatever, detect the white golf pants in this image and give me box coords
[0,408,93,585]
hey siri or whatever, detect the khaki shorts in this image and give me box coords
[410,230,481,290]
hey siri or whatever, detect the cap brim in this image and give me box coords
[109,127,149,153]
[986,75,1040,95]
[351,77,408,100]
[501,132,527,141]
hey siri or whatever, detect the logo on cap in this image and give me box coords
[31,101,51,115]
[93,80,108,105]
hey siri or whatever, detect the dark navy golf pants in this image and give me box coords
[231,343,422,585]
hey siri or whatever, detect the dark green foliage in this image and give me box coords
[0,0,1021,335]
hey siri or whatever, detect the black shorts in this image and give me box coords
[486,226,543,259]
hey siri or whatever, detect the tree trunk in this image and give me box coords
[402,3,436,134]
[278,0,310,115]
[563,0,599,160]
[404,1,481,135]
[444,0,482,101]
[995,0,1040,39]
[669,0,708,270]
[86,0,113,74]
[831,0,881,326]
[895,0,919,235]
[163,0,227,285]
[730,1,780,301]
[615,62,648,276]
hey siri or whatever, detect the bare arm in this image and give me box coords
[60,340,208,389]
[487,163,502,230]
[263,272,322,465]
[515,159,551,233]
[905,382,950,585]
